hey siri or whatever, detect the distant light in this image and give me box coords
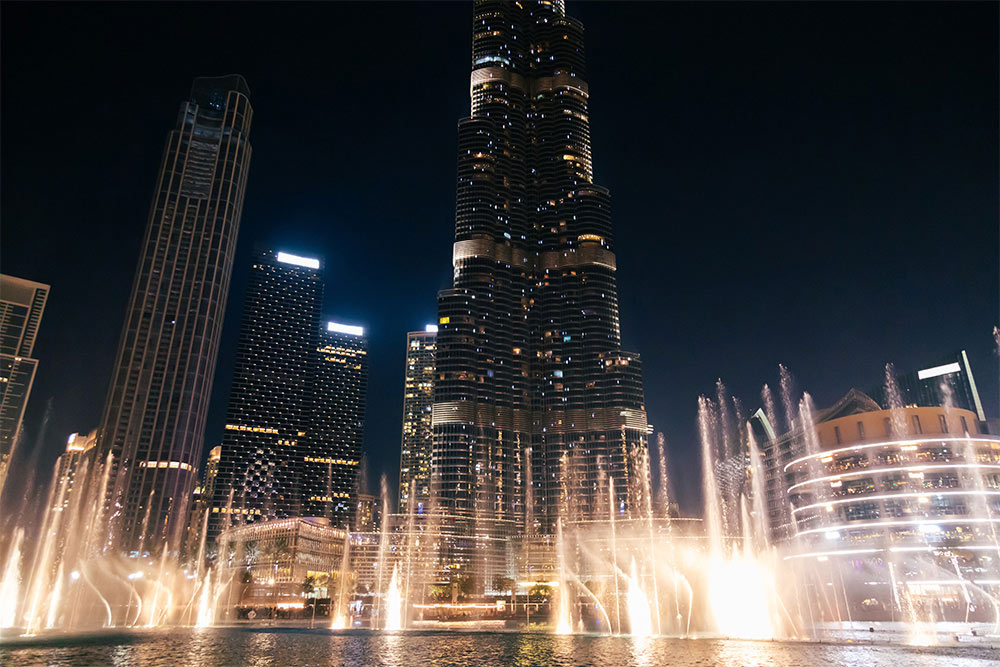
[128,571,144,580]
[919,523,942,533]
[328,322,364,336]
[917,362,961,380]
[276,252,320,269]
[425,324,438,333]
[69,570,80,581]
[824,531,840,541]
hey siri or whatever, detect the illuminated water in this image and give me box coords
[1,627,996,666]
[2,366,998,644]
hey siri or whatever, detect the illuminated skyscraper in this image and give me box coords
[304,321,368,527]
[210,250,368,540]
[432,0,648,540]
[94,74,253,553]
[398,326,436,514]
[211,250,323,540]
[0,274,49,496]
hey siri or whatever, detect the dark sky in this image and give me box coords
[2,2,997,515]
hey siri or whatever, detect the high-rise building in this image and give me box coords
[398,326,436,514]
[870,351,987,424]
[52,430,97,512]
[184,444,221,561]
[354,492,381,533]
[303,321,368,526]
[432,0,648,542]
[202,445,222,503]
[211,250,323,540]
[211,250,368,540]
[0,274,49,495]
[94,75,253,553]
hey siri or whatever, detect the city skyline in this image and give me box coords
[1,2,996,515]
[0,0,998,653]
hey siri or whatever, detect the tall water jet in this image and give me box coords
[746,430,770,553]
[384,564,402,631]
[373,475,392,628]
[698,397,723,556]
[779,364,797,434]
[626,557,653,636]
[883,363,907,436]
[0,528,23,629]
[331,532,352,629]
[608,477,622,634]
[555,520,573,634]
[403,478,417,629]
[700,393,778,639]
[655,433,684,634]
[44,563,64,630]
[195,569,214,627]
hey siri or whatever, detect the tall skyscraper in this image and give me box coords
[304,321,368,527]
[398,326,437,514]
[211,250,369,541]
[432,0,648,536]
[0,274,49,496]
[211,250,323,540]
[95,75,253,553]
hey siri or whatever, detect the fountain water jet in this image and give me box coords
[0,528,23,630]
[384,564,403,631]
[331,532,352,629]
[626,557,653,636]
[195,569,214,628]
[555,520,573,634]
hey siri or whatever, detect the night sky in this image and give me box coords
[2,2,997,514]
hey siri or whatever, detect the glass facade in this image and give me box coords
[432,0,649,554]
[94,75,253,554]
[0,274,49,497]
[211,249,368,542]
[304,324,368,527]
[211,249,322,539]
[398,329,436,515]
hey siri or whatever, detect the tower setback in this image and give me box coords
[432,0,649,540]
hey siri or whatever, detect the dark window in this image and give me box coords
[834,426,842,445]
[911,415,922,435]
[938,414,948,433]
[857,421,866,440]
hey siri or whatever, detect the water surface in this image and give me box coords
[2,627,997,666]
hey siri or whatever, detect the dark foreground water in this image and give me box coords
[2,627,997,667]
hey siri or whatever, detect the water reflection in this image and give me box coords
[2,629,998,667]
[628,636,655,667]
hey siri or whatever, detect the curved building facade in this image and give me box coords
[784,404,1000,620]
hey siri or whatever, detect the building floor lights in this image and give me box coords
[783,436,1000,472]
